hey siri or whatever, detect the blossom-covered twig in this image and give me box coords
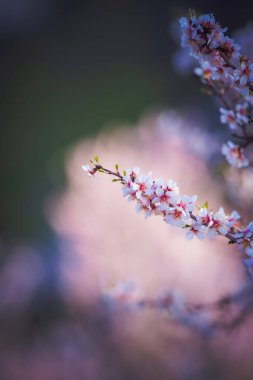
[82,159,253,261]
[180,12,253,168]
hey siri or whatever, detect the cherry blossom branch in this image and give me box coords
[218,50,253,93]
[205,79,253,148]
[93,164,124,181]
[180,13,253,168]
[83,158,253,280]
[83,160,253,246]
[189,212,236,243]
[93,162,236,243]
[102,280,253,334]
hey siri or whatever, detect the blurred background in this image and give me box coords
[1,0,253,379]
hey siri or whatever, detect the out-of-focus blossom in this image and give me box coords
[235,222,253,276]
[236,222,253,252]
[227,210,241,229]
[179,13,249,95]
[194,61,220,80]
[222,141,249,168]
[156,111,220,161]
[220,108,238,130]
[236,103,249,124]
[180,13,253,168]
[233,58,253,95]
[102,281,142,310]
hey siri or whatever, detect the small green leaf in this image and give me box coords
[94,155,99,163]
[203,201,209,209]
[115,164,119,171]
[187,8,195,18]
[123,170,126,176]
[112,179,120,182]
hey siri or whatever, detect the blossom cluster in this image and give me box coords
[180,13,253,95]
[121,166,233,240]
[221,141,249,168]
[83,161,253,277]
[220,103,250,130]
[83,163,236,241]
[180,13,253,168]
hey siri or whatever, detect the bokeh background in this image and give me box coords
[1,1,253,379]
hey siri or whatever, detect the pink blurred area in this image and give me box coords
[2,111,253,379]
[38,111,253,379]
[47,111,244,307]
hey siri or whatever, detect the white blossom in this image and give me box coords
[220,108,238,130]
[227,210,241,229]
[185,222,207,240]
[208,207,228,237]
[222,141,249,168]
[82,164,96,177]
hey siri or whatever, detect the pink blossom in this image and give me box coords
[82,164,97,177]
[102,281,142,310]
[180,13,253,98]
[235,103,249,124]
[227,210,241,229]
[185,222,207,240]
[152,179,179,205]
[220,108,238,130]
[165,206,187,227]
[221,141,249,168]
[135,199,153,219]
[208,207,228,237]
[83,162,240,245]
[197,207,213,227]
[194,61,220,80]
[235,221,253,252]
[134,173,154,199]
[233,58,253,95]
